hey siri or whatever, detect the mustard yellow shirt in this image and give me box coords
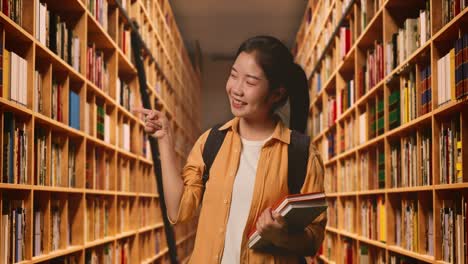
[171,117,327,263]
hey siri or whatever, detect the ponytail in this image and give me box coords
[287,63,309,133]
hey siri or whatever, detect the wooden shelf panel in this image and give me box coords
[298,1,468,263]
[31,245,83,263]
[84,236,116,249]
[0,0,200,262]
[387,245,435,263]
[300,0,338,62]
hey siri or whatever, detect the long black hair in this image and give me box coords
[235,36,310,133]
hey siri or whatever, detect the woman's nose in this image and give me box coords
[232,81,243,96]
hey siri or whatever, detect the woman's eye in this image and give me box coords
[230,73,237,79]
[246,82,255,86]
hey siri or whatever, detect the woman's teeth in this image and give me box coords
[234,99,246,105]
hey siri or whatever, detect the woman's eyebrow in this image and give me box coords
[231,66,261,80]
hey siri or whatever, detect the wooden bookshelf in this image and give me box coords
[295,0,468,263]
[0,0,200,262]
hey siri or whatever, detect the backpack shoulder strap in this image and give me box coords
[288,130,311,194]
[202,124,227,185]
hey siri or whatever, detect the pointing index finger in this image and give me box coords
[133,107,152,115]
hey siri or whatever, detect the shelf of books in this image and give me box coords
[0,0,200,262]
[295,0,468,263]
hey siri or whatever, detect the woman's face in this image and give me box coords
[226,51,282,121]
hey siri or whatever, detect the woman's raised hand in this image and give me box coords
[133,107,182,221]
[133,107,170,140]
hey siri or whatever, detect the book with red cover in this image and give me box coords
[248,192,327,250]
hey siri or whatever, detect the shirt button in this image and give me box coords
[219,228,223,233]
[223,199,228,204]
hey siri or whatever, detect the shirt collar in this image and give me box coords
[218,117,291,144]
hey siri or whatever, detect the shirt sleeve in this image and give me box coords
[300,144,327,256]
[169,129,210,224]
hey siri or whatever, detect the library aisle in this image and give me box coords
[0,0,200,263]
[294,0,468,263]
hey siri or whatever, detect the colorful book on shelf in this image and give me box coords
[123,123,131,152]
[3,112,14,183]
[438,48,457,106]
[390,143,401,188]
[464,34,468,97]
[424,65,432,113]
[455,35,463,99]
[33,210,44,257]
[403,199,418,251]
[51,140,62,187]
[51,80,63,122]
[68,143,76,187]
[96,104,105,140]
[455,134,463,183]
[366,41,384,90]
[339,125,345,153]
[419,1,431,45]
[34,71,42,113]
[327,96,337,127]
[360,152,369,190]
[442,0,467,25]
[316,73,322,93]
[403,134,418,187]
[344,199,355,232]
[377,147,385,189]
[2,112,28,184]
[85,153,93,188]
[421,132,432,186]
[362,198,378,240]
[340,24,352,59]
[3,48,9,100]
[454,33,468,99]
[247,192,327,250]
[35,128,47,185]
[360,0,367,31]
[327,131,335,158]
[425,209,434,256]
[358,65,366,97]
[368,103,376,139]
[388,89,400,130]
[69,90,80,130]
[376,98,384,136]
[1,198,8,263]
[439,118,462,184]
[2,198,26,262]
[343,238,353,264]
[420,65,432,115]
[402,68,417,123]
[88,0,108,30]
[1,0,23,26]
[377,196,386,243]
[2,50,28,106]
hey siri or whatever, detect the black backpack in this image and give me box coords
[201,124,310,194]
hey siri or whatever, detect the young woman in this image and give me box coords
[135,36,326,263]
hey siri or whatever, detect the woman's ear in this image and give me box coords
[270,87,287,104]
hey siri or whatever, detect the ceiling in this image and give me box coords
[169,0,308,61]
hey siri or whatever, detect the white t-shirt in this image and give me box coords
[221,136,270,264]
